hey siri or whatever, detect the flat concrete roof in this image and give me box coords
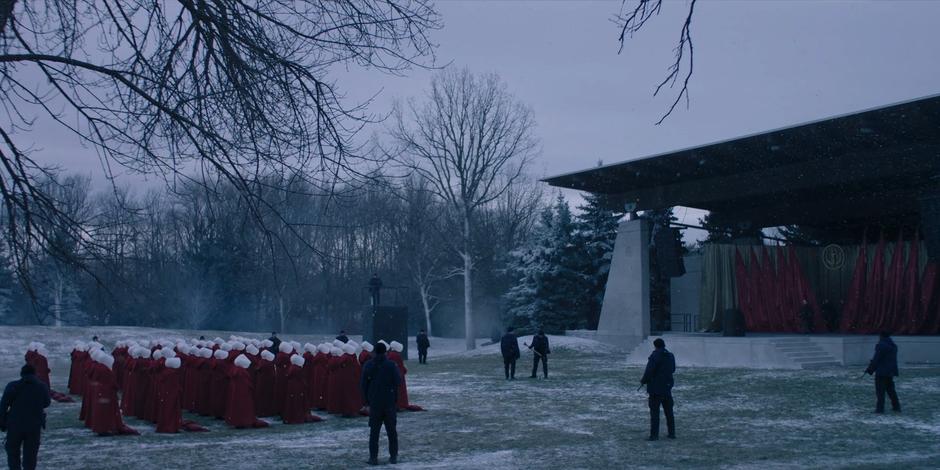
[545,94,940,228]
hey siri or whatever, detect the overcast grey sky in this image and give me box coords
[34,0,940,213]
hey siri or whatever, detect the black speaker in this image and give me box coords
[722,308,746,337]
[363,306,409,360]
[654,227,686,278]
[921,193,940,261]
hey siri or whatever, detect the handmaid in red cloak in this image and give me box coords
[181,347,204,412]
[281,354,321,424]
[225,354,269,429]
[135,351,156,421]
[195,346,215,416]
[389,341,424,411]
[358,341,374,365]
[210,349,231,419]
[87,353,138,435]
[311,343,331,410]
[334,343,363,417]
[120,347,142,417]
[79,347,104,424]
[325,346,343,414]
[111,342,129,390]
[273,341,293,414]
[69,342,89,395]
[253,350,277,417]
[301,343,318,409]
[155,357,183,433]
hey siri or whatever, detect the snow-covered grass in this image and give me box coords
[3,326,940,469]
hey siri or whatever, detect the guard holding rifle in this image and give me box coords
[527,328,550,379]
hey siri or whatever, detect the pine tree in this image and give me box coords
[504,195,585,333]
[571,193,622,329]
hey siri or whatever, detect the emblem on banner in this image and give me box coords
[822,244,845,270]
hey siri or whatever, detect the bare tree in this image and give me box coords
[0,0,440,292]
[616,0,698,124]
[391,69,537,350]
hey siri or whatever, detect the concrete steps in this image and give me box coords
[770,337,840,369]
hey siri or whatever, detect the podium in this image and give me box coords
[363,306,409,360]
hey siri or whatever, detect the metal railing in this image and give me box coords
[670,313,699,333]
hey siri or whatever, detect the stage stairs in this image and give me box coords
[769,337,840,369]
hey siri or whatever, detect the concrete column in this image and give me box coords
[596,218,650,349]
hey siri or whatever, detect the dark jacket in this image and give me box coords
[0,374,51,434]
[336,335,349,343]
[361,354,401,410]
[530,334,550,355]
[866,337,899,377]
[500,333,520,360]
[268,336,282,352]
[416,333,430,351]
[640,348,676,397]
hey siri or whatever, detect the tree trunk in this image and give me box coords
[463,214,475,350]
[419,283,433,336]
[53,271,63,327]
[278,295,286,333]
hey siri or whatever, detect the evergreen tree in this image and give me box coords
[504,195,584,333]
[571,193,622,329]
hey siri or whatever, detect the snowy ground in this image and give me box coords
[3,326,940,469]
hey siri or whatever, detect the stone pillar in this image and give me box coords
[596,218,650,349]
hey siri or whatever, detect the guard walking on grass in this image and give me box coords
[1,364,51,470]
[640,338,676,441]
[500,327,521,380]
[416,329,430,364]
[528,329,550,379]
[361,342,401,465]
[865,331,901,413]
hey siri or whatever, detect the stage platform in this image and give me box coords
[568,330,940,369]
[628,333,940,369]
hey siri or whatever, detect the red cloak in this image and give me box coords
[195,357,215,416]
[120,357,138,417]
[303,352,317,409]
[311,352,330,410]
[273,352,291,414]
[181,355,203,412]
[253,359,277,417]
[135,358,155,421]
[79,359,97,423]
[389,351,424,411]
[226,367,267,429]
[69,350,88,395]
[154,367,182,433]
[325,355,342,414]
[358,351,372,366]
[87,364,125,435]
[334,354,362,417]
[281,364,319,424]
[210,358,231,419]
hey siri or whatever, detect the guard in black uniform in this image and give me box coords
[500,327,520,380]
[416,329,430,364]
[528,329,550,379]
[865,332,901,413]
[640,338,676,441]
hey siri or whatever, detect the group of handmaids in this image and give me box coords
[52,335,421,436]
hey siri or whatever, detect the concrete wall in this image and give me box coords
[818,336,940,366]
[670,254,702,332]
[627,334,801,369]
[625,334,940,369]
[596,219,650,350]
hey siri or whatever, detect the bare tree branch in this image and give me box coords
[615,0,697,124]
